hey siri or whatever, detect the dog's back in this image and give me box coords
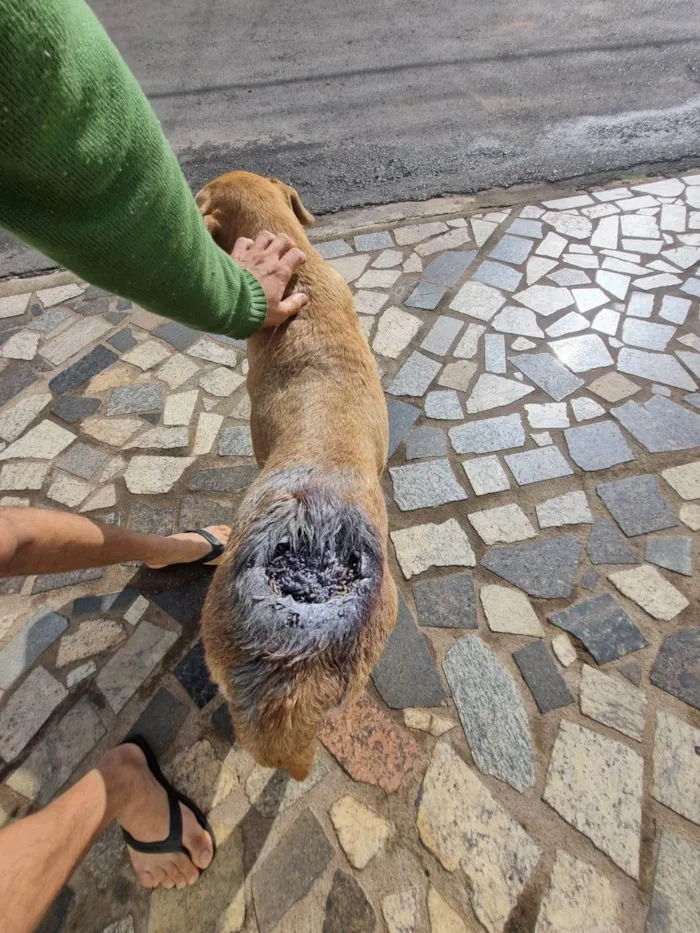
[198,173,397,778]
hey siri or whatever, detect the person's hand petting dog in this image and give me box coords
[232,230,308,327]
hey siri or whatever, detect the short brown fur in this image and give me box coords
[197,172,398,780]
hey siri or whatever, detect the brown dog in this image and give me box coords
[197,171,398,780]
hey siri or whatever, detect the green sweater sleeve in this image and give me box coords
[0,0,267,338]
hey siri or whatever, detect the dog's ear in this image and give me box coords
[269,178,315,228]
[202,212,223,244]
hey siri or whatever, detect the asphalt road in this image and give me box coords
[3,0,700,275]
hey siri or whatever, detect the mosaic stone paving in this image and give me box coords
[1,172,700,933]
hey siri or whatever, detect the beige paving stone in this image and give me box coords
[56,619,126,667]
[372,248,403,268]
[163,389,198,425]
[122,595,149,626]
[0,393,52,442]
[438,360,478,391]
[193,412,224,454]
[165,740,237,811]
[356,268,402,289]
[0,420,75,461]
[390,518,475,579]
[124,426,188,450]
[36,283,84,307]
[122,340,171,370]
[416,227,473,256]
[187,338,239,367]
[130,308,164,330]
[394,221,448,245]
[47,472,92,508]
[66,660,97,686]
[79,484,117,512]
[608,565,689,621]
[244,757,326,818]
[0,293,30,318]
[330,795,392,869]
[0,460,49,490]
[427,887,468,933]
[403,252,423,272]
[88,363,137,392]
[1,330,40,360]
[536,491,593,528]
[543,720,642,878]
[40,316,111,365]
[156,353,200,389]
[551,633,577,667]
[468,503,536,545]
[382,888,418,933]
[0,666,68,761]
[647,830,700,933]
[534,850,622,933]
[661,460,700,499]
[403,708,455,737]
[651,709,700,825]
[199,367,245,397]
[123,456,194,494]
[480,585,544,636]
[99,455,126,482]
[579,665,647,740]
[373,307,423,359]
[587,371,640,402]
[82,417,142,447]
[328,253,370,282]
[679,503,700,530]
[417,742,540,933]
[101,919,134,933]
[0,496,29,507]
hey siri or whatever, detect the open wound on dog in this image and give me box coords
[267,538,362,607]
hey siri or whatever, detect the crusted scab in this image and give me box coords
[267,538,364,605]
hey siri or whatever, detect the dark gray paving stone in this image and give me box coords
[151,576,211,625]
[76,297,110,316]
[106,383,162,416]
[510,352,584,401]
[419,316,463,356]
[405,426,447,460]
[645,535,693,576]
[372,592,446,709]
[106,328,137,352]
[405,281,447,310]
[650,628,700,711]
[218,426,254,456]
[580,568,600,590]
[178,496,232,531]
[0,608,69,689]
[116,298,133,311]
[174,640,218,709]
[140,411,161,424]
[315,239,352,259]
[55,441,108,480]
[83,285,111,300]
[413,572,477,629]
[104,310,129,326]
[49,345,119,395]
[564,421,635,471]
[389,459,468,510]
[513,639,573,713]
[125,687,189,757]
[421,250,476,287]
[386,398,421,457]
[0,577,24,596]
[51,395,101,424]
[443,634,535,792]
[481,535,583,599]
[252,810,334,933]
[72,588,139,620]
[211,702,236,746]
[618,658,642,686]
[128,502,175,537]
[611,395,700,453]
[323,870,376,933]
[473,259,522,291]
[449,412,525,455]
[597,474,678,537]
[354,231,393,251]
[587,518,641,565]
[187,465,259,493]
[489,234,534,265]
[208,333,247,351]
[387,351,441,397]
[0,361,38,408]
[549,593,647,664]
[152,321,200,350]
[35,886,75,933]
[32,567,104,594]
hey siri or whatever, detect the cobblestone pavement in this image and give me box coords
[1,172,700,933]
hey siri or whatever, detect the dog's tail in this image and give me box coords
[205,464,384,758]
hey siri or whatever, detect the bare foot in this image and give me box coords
[145,525,231,570]
[102,744,214,890]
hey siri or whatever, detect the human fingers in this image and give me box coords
[253,230,276,250]
[231,236,254,262]
[278,246,307,274]
[277,292,309,317]
[264,233,298,258]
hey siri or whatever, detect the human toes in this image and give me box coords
[164,860,189,890]
[170,850,201,886]
[181,803,214,871]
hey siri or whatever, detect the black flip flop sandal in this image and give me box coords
[119,734,216,867]
[181,528,226,566]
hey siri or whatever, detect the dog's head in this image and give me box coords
[195,171,314,253]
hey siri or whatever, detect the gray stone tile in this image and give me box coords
[32,567,104,594]
[0,361,38,409]
[548,268,592,286]
[128,502,174,536]
[251,810,334,933]
[597,474,678,537]
[28,307,73,333]
[187,464,259,493]
[218,426,254,456]
[405,426,447,459]
[386,352,441,397]
[372,592,446,708]
[564,420,634,471]
[0,607,68,690]
[650,628,700,710]
[473,260,522,292]
[55,441,109,479]
[482,534,583,598]
[211,702,236,746]
[71,588,139,620]
[315,239,352,259]
[677,350,700,378]
[51,395,101,424]
[178,496,232,532]
[421,250,475,287]
[510,352,584,401]
[449,413,525,454]
[104,309,129,325]
[96,621,178,713]
[405,282,447,310]
[462,454,511,494]
[645,535,693,576]
[509,218,544,237]
[389,459,467,510]
[442,634,535,792]
[106,383,162,416]
[354,231,392,251]
[412,571,477,629]
[484,333,506,373]
[684,393,700,409]
[549,594,647,663]
[581,568,600,590]
[579,664,647,741]
[646,831,700,933]
[611,396,700,452]
[681,276,700,297]
[587,518,640,565]
[419,316,462,355]
[617,347,697,390]
[107,328,137,352]
[125,688,189,757]
[323,871,376,933]
[489,234,534,265]
[174,641,218,709]
[621,318,676,351]
[424,389,462,420]
[0,666,68,761]
[505,445,574,485]
[151,577,211,625]
[618,658,642,685]
[513,640,573,713]
[48,345,119,395]
[152,322,200,350]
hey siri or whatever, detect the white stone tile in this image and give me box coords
[355,269,402,289]
[511,337,537,351]
[545,312,589,338]
[393,221,448,246]
[462,455,510,495]
[660,203,687,232]
[36,284,84,307]
[536,490,592,528]
[0,461,49,490]
[471,219,498,247]
[513,285,574,317]
[572,288,608,314]
[532,431,552,446]
[525,403,569,429]
[484,333,506,373]
[466,374,534,414]
[609,565,689,621]
[82,417,142,447]
[47,473,91,507]
[550,334,614,373]
[582,202,621,218]
[192,413,224,455]
[424,390,463,420]
[0,331,40,361]
[621,318,675,351]
[371,248,403,268]
[590,215,619,250]
[632,178,685,197]
[596,270,630,300]
[438,360,478,391]
[123,456,194,494]
[156,354,199,389]
[199,367,245,397]
[536,232,567,258]
[163,389,198,426]
[617,347,697,390]
[591,308,620,336]
[480,584,543,635]
[469,504,536,545]
[661,460,700,500]
[491,306,544,338]
[328,254,370,281]
[593,186,632,202]
[634,272,683,291]
[621,238,663,254]
[186,339,238,367]
[354,290,388,315]
[602,257,648,275]
[372,307,422,359]
[0,393,52,443]
[525,256,557,285]
[390,518,474,578]
[0,421,75,461]
[416,227,473,257]
[620,214,660,239]
[79,484,117,512]
[552,634,577,667]
[651,710,700,825]
[563,254,600,269]
[571,396,605,421]
[542,212,592,239]
[453,323,485,358]
[625,291,654,318]
[450,282,505,321]
[0,294,30,319]
[122,341,171,371]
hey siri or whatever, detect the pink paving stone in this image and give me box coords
[319,693,420,792]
